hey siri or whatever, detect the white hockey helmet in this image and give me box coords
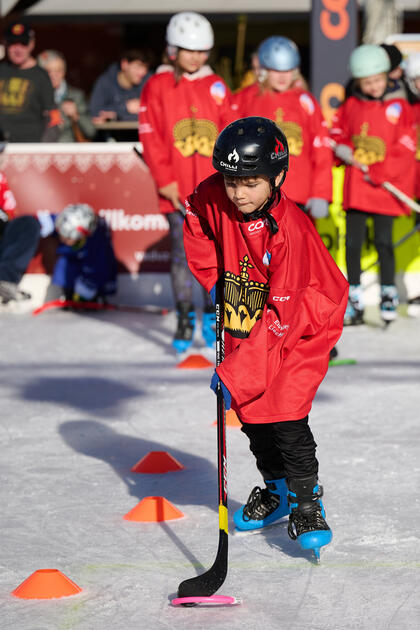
[55,204,97,241]
[166,12,214,51]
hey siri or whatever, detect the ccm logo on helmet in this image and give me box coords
[248,219,266,232]
[273,295,291,302]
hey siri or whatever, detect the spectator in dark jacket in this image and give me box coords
[90,49,154,123]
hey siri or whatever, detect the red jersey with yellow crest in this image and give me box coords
[331,92,416,216]
[183,172,348,423]
[139,65,234,214]
[234,84,333,205]
[412,101,420,199]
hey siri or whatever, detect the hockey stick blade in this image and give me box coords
[177,530,228,598]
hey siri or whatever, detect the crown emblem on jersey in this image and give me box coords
[173,118,219,158]
[275,109,303,157]
[416,126,420,160]
[224,255,269,339]
[352,122,386,166]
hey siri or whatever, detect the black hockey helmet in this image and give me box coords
[212,116,289,179]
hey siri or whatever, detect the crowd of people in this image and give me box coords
[0,14,420,331]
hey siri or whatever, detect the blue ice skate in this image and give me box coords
[380,285,398,323]
[172,301,196,353]
[233,478,290,531]
[344,284,364,326]
[202,307,216,348]
[287,477,332,562]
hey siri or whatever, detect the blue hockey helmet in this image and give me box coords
[258,36,300,72]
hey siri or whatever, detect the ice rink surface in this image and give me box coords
[1,304,419,629]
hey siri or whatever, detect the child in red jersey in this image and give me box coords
[183,117,348,560]
[139,11,234,352]
[234,36,332,221]
[331,44,416,325]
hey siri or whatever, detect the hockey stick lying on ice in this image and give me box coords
[32,299,169,316]
[173,278,239,606]
[330,140,420,214]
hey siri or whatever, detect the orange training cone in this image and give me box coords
[131,451,184,474]
[212,409,242,428]
[123,496,184,522]
[177,354,214,369]
[11,569,82,599]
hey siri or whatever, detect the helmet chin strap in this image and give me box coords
[244,173,286,234]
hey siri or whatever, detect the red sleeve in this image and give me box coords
[330,101,353,166]
[139,77,176,189]
[369,101,416,189]
[307,97,333,200]
[217,218,348,408]
[0,172,16,219]
[183,183,223,293]
[216,80,238,129]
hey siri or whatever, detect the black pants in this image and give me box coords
[0,216,40,283]
[240,416,319,481]
[345,209,394,285]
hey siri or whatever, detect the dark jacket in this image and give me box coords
[89,63,152,121]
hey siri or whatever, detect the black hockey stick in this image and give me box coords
[177,277,228,598]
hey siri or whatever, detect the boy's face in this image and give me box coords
[176,49,209,74]
[121,59,149,86]
[224,174,282,215]
[358,72,387,99]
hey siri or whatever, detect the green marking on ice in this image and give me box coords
[329,358,357,366]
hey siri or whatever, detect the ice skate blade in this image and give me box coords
[171,595,241,607]
[380,311,397,323]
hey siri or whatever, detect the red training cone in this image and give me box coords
[177,354,214,369]
[11,569,82,599]
[123,496,184,522]
[131,451,184,474]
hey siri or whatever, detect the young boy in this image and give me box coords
[183,116,348,559]
[52,203,117,302]
[139,11,234,352]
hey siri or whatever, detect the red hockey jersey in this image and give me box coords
[331,91,416,216]
[183,173,348,424]
[234,84,333,205]
[139,66,234,214]
[0,171,16,219]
